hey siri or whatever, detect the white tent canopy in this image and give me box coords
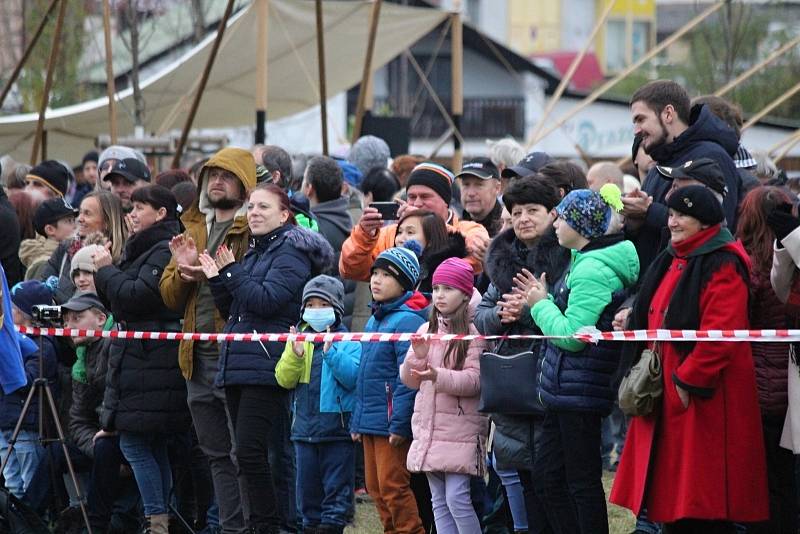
[0,0,448,162]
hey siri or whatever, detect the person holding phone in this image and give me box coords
[339,163,490,283]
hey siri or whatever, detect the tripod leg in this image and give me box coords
[42,384,93,534]
[0,383,38,476]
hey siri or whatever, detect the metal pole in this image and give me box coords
[526,1,724,149]
[451,8,463,171]
[172,0,236,168]
[102,0,118,144]
[0,0,59,109]
[528,0,617,146]
[315,0,329,155]
[352,0,383,143]
[255,0,269,144]
[30,0,67,165]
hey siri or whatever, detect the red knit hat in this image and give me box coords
[432,257,474,296]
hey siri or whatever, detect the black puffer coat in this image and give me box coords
[473,227,570,470]
[96,219,189,433]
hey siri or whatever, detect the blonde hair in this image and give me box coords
[83,191,127,262]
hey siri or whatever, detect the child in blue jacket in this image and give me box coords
[349,247,429,534]
[276,275,361,534]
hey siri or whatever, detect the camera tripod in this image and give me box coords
[0,316,93,534]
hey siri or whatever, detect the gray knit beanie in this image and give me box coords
[348,135,390,175]
[302,275,345,319]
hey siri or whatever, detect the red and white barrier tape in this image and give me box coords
[15,326,800,343]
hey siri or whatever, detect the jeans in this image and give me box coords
[600,404,626,468]
[490,452,527,531]
[0,429,44,498]
[225,385,285,530]
[426,472,481,534]
[533,411,607,534]
[187,355,246,533]
[119,431,172,516]
[295,440,354,528]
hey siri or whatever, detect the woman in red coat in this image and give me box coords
[610,183,769,533]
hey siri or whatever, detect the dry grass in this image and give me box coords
[345,472,636,533]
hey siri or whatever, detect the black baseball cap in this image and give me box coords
[656,158,727,197]
[61,292,108,314]
[33,198,78,237]
[102,158,151,184]
[501,151,553,179]
[456,157,499,180]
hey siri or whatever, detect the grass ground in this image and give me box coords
[344,471,636,533]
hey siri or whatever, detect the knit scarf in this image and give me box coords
[71,314,115,384]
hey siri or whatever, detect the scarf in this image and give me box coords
[71,314,115,383]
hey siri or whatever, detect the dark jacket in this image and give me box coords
[69,338,111,458]
[629,104,740,274]
[39,240,76,304]
[418,231,470,294]
[473,227,570,469]
[311,196,357,328]
[0,188,22,287]
[97,220,189,434]
[211,224,334,388]
[0,335,58,431]
[350,291,429,439]
[461,200,504,239]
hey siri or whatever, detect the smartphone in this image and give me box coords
[369,201,399,220]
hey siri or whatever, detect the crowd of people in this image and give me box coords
[0,78,796,534]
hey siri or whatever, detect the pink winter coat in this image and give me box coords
[400,289,488,476]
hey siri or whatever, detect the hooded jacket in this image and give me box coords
[401,289,488,476]
[97,219,189,434]
[69,337,112,458]
[275,321,361,442]
[350,291,429,439]
[19,236,60,281]
[533,235,639,413]
[159,148,256,379]
[210,223,334,388]
[630,104,740,273]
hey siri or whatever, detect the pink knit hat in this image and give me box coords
[432,257,474,296]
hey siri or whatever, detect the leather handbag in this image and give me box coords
[479,337,541,414]
[618,342,663,417]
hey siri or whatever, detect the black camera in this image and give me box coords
[31,305,62,322]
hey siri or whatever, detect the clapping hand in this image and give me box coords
[170,235,204,282]
[410,334,430,359]
[197,251,219,279]
[497,293,525,324]
[410,364,438,383]
[92,242,113,269]
[289,326,305,358]
[513,268,548,306]
[215,244,236,270]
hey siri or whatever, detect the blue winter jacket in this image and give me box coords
[0,335,58,430]
[276,323,361,442]
[211,224,334,388]
[350,291,429,439]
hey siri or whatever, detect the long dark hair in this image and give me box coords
[737,186,791,276]
[396,210,448,253]
[427,290,470,370]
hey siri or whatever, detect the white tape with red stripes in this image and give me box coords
[15,326,800,343]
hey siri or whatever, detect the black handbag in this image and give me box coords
[479,336,541,414]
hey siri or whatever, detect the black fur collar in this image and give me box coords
[485,227,570,294]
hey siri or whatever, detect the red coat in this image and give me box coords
[610,238,769,523]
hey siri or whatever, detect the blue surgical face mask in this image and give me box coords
[303,307,336,332]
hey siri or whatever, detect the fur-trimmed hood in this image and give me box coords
[253,224,335,277]
[485,227,570,294]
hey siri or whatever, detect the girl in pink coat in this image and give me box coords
[400,257,488,534]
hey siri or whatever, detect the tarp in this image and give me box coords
[0,0,448,162]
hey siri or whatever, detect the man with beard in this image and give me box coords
[160,147,256,534]
[621,80,740,273]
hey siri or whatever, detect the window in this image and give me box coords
[632,21,650,63]
[606,20,626,72]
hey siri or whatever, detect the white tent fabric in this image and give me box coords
[0,0,447,162]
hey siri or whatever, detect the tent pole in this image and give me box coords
[0,0,59,109]
[352,0,382,143]
[528,0,617,147]
[742,81,800,132]
[255,0,269,144]
[774,130,800,164]
[405,51,464,146]
[526,1,724,149]
[315,0,329,155]
[714,34,800,97]
[102,0,118,144]
[172,0,236,169]
[30,0,67,165]
[451,7,463,171]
